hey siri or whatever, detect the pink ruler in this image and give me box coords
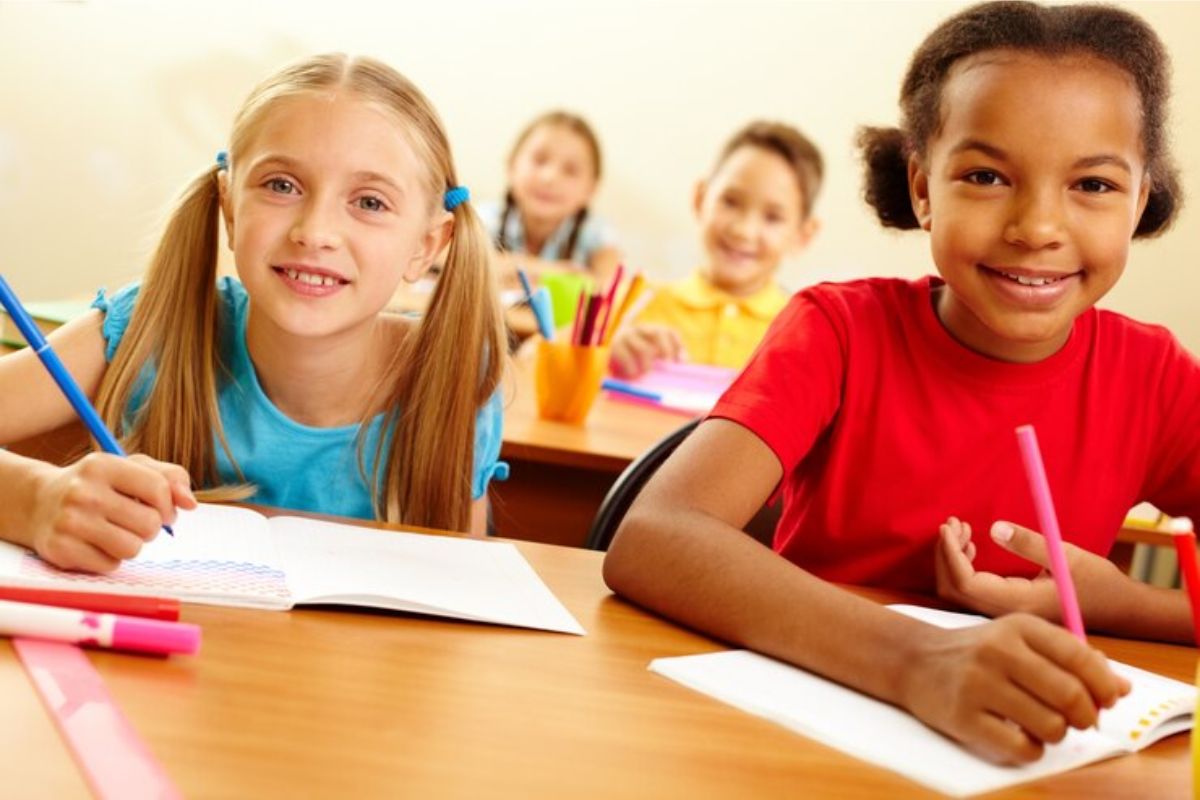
[14,638,182,799]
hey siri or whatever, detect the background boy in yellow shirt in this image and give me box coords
[610,121,822,377]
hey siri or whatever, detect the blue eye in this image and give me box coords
[266,178,296,194]
[357,195,387,212]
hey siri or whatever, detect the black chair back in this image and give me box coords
[585,418,783,551]
[585,419,701,551]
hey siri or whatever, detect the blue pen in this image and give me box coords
[601,378,663,403]
[516,268,556,341]
[516,267,535,299]
[0,275,174,535]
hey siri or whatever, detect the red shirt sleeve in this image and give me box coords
[709,289,847,473]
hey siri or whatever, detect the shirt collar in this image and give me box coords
[670,271,788,319]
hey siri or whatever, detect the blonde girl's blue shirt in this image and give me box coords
[91,278,508,520]
[477,200,618,267]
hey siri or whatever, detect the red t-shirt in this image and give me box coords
[711,276,1200,593]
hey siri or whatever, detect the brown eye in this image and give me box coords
[964,170,1003,186]
[1077,178,1114,194]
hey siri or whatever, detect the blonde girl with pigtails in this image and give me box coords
[0,53,507,573]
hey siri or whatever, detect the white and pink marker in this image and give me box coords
[0,598,199,656]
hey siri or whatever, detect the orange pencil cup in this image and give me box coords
[535,340,610,424]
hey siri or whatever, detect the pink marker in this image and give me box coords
[1015,424,1086,641]
[0,598,199,656]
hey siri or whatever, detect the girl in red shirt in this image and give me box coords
[605,1,1194,766]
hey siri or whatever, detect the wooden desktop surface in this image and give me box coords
[2,515,1194,799]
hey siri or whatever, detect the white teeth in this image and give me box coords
[282,268,338,287]
[1000,271,1061,287]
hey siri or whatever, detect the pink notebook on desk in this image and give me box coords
[605,361,738,416]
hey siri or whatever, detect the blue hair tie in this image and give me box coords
[215,150,229,171]
[443,185,469,211]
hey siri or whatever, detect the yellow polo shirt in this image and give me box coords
[634,271,789,369]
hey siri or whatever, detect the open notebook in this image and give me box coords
[603,361,737,416]
[650,605,1193,797]
[0,503,583,635]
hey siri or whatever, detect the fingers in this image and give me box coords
[991,521,1053,569]
[967,713,1045,765]
[172,481,199,510]
[936,519,977,598]
[654,329,687,363]
[1020,617,1130,711]
[39,530,123,574]
[610,326,675,378]
[33,454,195,572]
[906,615,1127,766]
[984,680,1069,745]
[609,336,645,379]
[120,455,195,527]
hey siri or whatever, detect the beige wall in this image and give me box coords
[1,1,1196,348]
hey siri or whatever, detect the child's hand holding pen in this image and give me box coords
[21,452,196,573]
[609,324,686,379]
[898,613,1129,765]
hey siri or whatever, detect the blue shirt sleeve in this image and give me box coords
[573,214,619,266]
[90,282,142,363]
[471,389,509,500]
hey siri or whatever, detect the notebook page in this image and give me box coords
[269,516,584,635]
[1095,661,1195,749]
[0,503,290,609]
[649,649,1122,798]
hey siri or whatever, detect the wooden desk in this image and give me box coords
[2,527,1193,798]
[495,357,688,547]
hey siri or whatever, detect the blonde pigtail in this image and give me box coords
[377,201,505,530]
[94,166,248,499]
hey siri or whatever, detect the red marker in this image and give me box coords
[0,586,179,621]
[1168,517,1200,646]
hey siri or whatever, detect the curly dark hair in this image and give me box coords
[858,1,1181,238]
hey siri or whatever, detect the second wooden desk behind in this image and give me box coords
[494,357,689,548]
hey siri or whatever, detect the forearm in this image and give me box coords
[1087,570,1195,644]
[604,506,932,706]
[0,449,50,549]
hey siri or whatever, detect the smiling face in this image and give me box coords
[220,91,449,340]
[506,122,598,230]
[909,51,1151,363]
[696,145,816,297]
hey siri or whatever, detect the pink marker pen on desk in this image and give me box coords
[0,599,200,656]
